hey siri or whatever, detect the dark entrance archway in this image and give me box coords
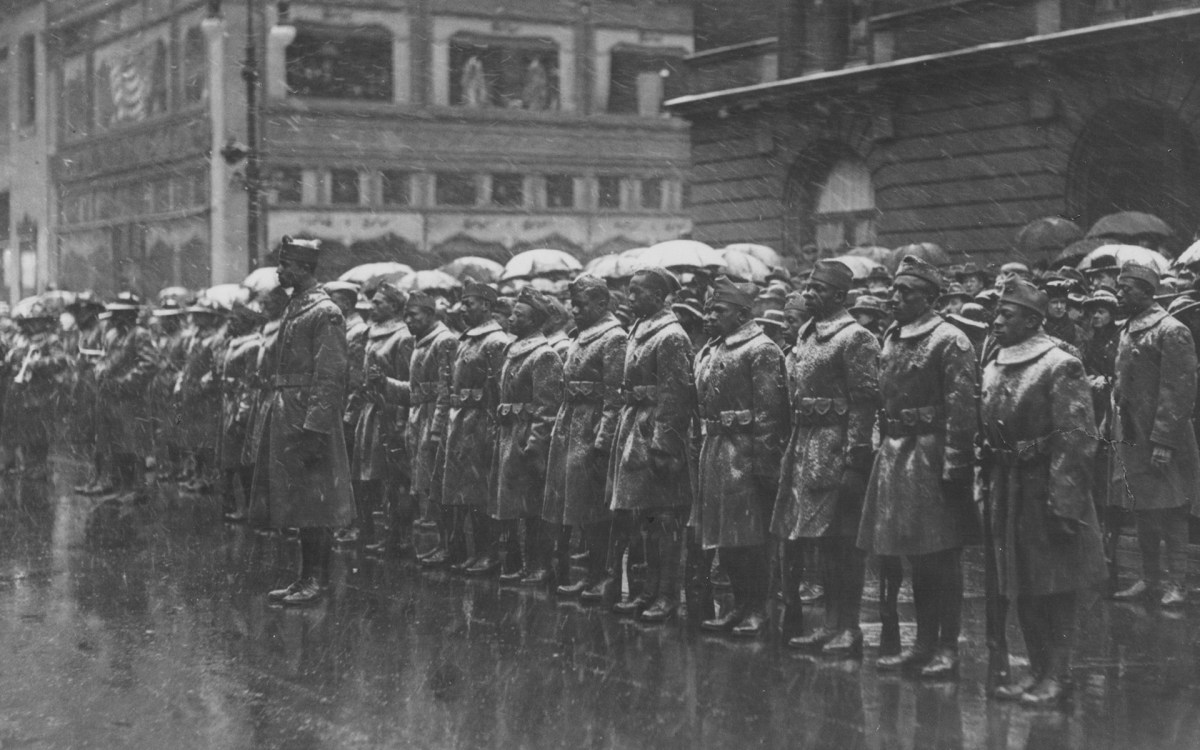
[1066,101,1200,248]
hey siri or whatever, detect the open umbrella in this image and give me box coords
[11,296,44,318]
[1086,211,1174,239]
[1078,244,1170,274]
[844,245,893,265]
[1016,217,1083,254]
[395,269,462,293]
[158,286,193,305]
[201,284,251,309]
[829,255,886,281]
[585,253,644,280]
[719,248,771,282]
[1173,239,1200,268]
[501,249,582,281]
[339,261,415,285]
[440,256,504,283]
[242,266,280,294]
[722,243,782,268]
[888,242,951,271]
[634,240,724,271]
[1052,237,1107,269]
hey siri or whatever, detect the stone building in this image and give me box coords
[671,1,1200,268]
[10,0,692,298]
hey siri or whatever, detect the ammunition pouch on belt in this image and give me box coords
[881,405,944,437]
[621,385,658,406]
[410,382,445,405]
[702,409,755,436]
[450,388,485,408]
[566,380,605,403]
[496,402,533,424]
[986,434,1052,466]
[792,397,849,427]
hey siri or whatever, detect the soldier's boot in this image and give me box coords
[551,526,576,595]
[520,519,552,586]
[498,522,527,583]
[685,534,716,624]
[877,554,903,657]
[640,517,682,623]
[1021,643,1072,709]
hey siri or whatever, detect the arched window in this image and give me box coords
[783,150,876,266]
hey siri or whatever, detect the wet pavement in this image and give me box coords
[1,456,1198,749]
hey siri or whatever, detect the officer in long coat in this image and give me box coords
[218,303,265,522]
[95,293,158,494]
[400,291,458,566]
[442,282,510,574]
[2,304,68,478]
[773,260,880,655]
[981,279,1106,709]
[693,277,788,638]
[177,300,227,492]
[542,274,626,596]
[491,289,564,585]
[1110,261,1200,608]
[258,237,354,606]
[857,255,978,678]
[353,282,413,553]
[608,267,695,623]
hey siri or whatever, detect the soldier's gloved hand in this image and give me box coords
[837,467,869,504]
[296,429,327,467]
[1046,515,1079,542]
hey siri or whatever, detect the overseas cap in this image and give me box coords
[633,266,681,295]
[999,278,1048,317]
[374,281,408,309]
[893,255,943,291]
[406,291,438,312]
[278,236,321,265]
[849,295,887,317]
[784,291,806,312]
[515,288,553,321]
[808,259,854,292]
[461,280,499,304]
[1117,261,1160,291]
[708,275,756,310]
[323,280,360,296]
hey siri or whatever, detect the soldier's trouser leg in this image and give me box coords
[498,519,522,574]
[878,554,903,655]
[983,531,1011,685]
[584,521,612,586]
[644,509,684,605]
[552,524,572,585]
[908,551,956,657]
[684,527,715,621]
[821,536,864,634]
[780,538,805,640]
[1157,507,1189,589]
[521,517,549,575]
[722,544,768,616]
[1100,506,1123,590]
[471,509,493,561]
[298,527,327,581]
[1134,509,1166,587]
[446,506,470,565]
[930,548,963,651]
[358,480,381,544]
[222,469,238,512]
[607,511,636,595]
[1016,593,1051,683]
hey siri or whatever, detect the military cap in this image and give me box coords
[374,281,408,309]
[849,295,887,317]
[323,280,360,296]
[278,236,321,265]
[1042,279,1074,299]
[866,265,894,284]
[405,290,438,312]
[106,291,144,312]
[974,288,1000,306]
[152,298,188,317]
[754,309,786,330]
[808,259,854,292]
[1117,261,1160,291]
[568,273,607,297]
[515,288,553,320]
[894,255,943,291]
[708,275,756,310]
[999,278,1049,317]
[461,280,500,304]
[632,266,681,295]
[783,291,806,312]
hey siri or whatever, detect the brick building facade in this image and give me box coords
[671,1,1200,269]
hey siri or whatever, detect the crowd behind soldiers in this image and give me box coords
[2,235,1199,713]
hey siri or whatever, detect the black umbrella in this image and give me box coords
[1016,217,1083,254]
[1086,211,1173,239]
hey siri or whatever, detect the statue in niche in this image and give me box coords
[461,55,489,107]
[521,57,550,111]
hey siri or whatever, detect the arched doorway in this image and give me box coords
[783,145,877,268]
[1066,102,1200,247]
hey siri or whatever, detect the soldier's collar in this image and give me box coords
[414,320,450,347]
[632,308,677,343]
[462,320,503,339]
[369,318,406,338]
[1124,303,1168,334]
[576,313,621,345]
[720,320,763,348]
[888,310,943,340]
[507,332,548,357]
[287,286,330,316]
[802,308,855,342]
[994,332,1057,365]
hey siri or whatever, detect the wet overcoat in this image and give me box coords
[857,311,978,556]
[772,310,880,540]
[441,321,510,508]
[491,333,564,520]
[608,309,695,512]
[693,321,788,549]
[2,332,68,448]
[1111,304,1200,513]
[352,319,413,481]
[259,285,354,529]
[178,327,226,453]
[546,330,571,361]
[400,322,457,498]
[980,333,1107,596]
[243,320,280,466]
[95,324,158,456]
[343,313,369,438]
[152,327,189,450]
[63,323,104,445]
[542,314,626,527]
[218,332,261,469]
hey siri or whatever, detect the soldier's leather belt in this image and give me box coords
[702,409,754,436]
[793,397,849,426]
[987,435,1051,465]
[621,385,658,406]
[566,380,606,403]
[496,402,534,423]
[450,389,485,408]
[274,374,312,388]
[410,383,446,404]
[882,405,944,437]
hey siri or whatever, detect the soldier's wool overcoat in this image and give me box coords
[693,321,788,549]
[402,321,457,498]
[218,332,262,469]
[491,333,563,520]
[178,327,226,452]
[2,332,68,448]
[151,326,189,450]
[1111,304,1200,513]
[343,312,369,435]
[96,325,158,456]
[258,286,354,528]
[772,310,880,540]
[352,319,413,481]
[441,321,510,507]
[608,309,695,512]
[857,311,978,556]
[542,314,625,526]
[980,333,1107,596]
[243,320,280,466]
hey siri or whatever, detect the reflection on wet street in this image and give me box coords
[1,457,1197,750]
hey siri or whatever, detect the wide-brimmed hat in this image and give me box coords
[937,283,971,303]
[849,295,887,317]
[754,309,786,330]
[152,299,188,317]
[106,291,144,312]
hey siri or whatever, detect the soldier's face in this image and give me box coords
[1116,278,1153,315]
[993,302,1040,347]
[783,308,808,340]
[508,302,540,338]
[570,290,606,330]
[461,296,491,327]
[888,282,931,325]
[704,301,744,338]
[627,275,662,319]
[801,279,843,319]
[404,306,436,337]
[277,257,302,289]
[372,294,400,321]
